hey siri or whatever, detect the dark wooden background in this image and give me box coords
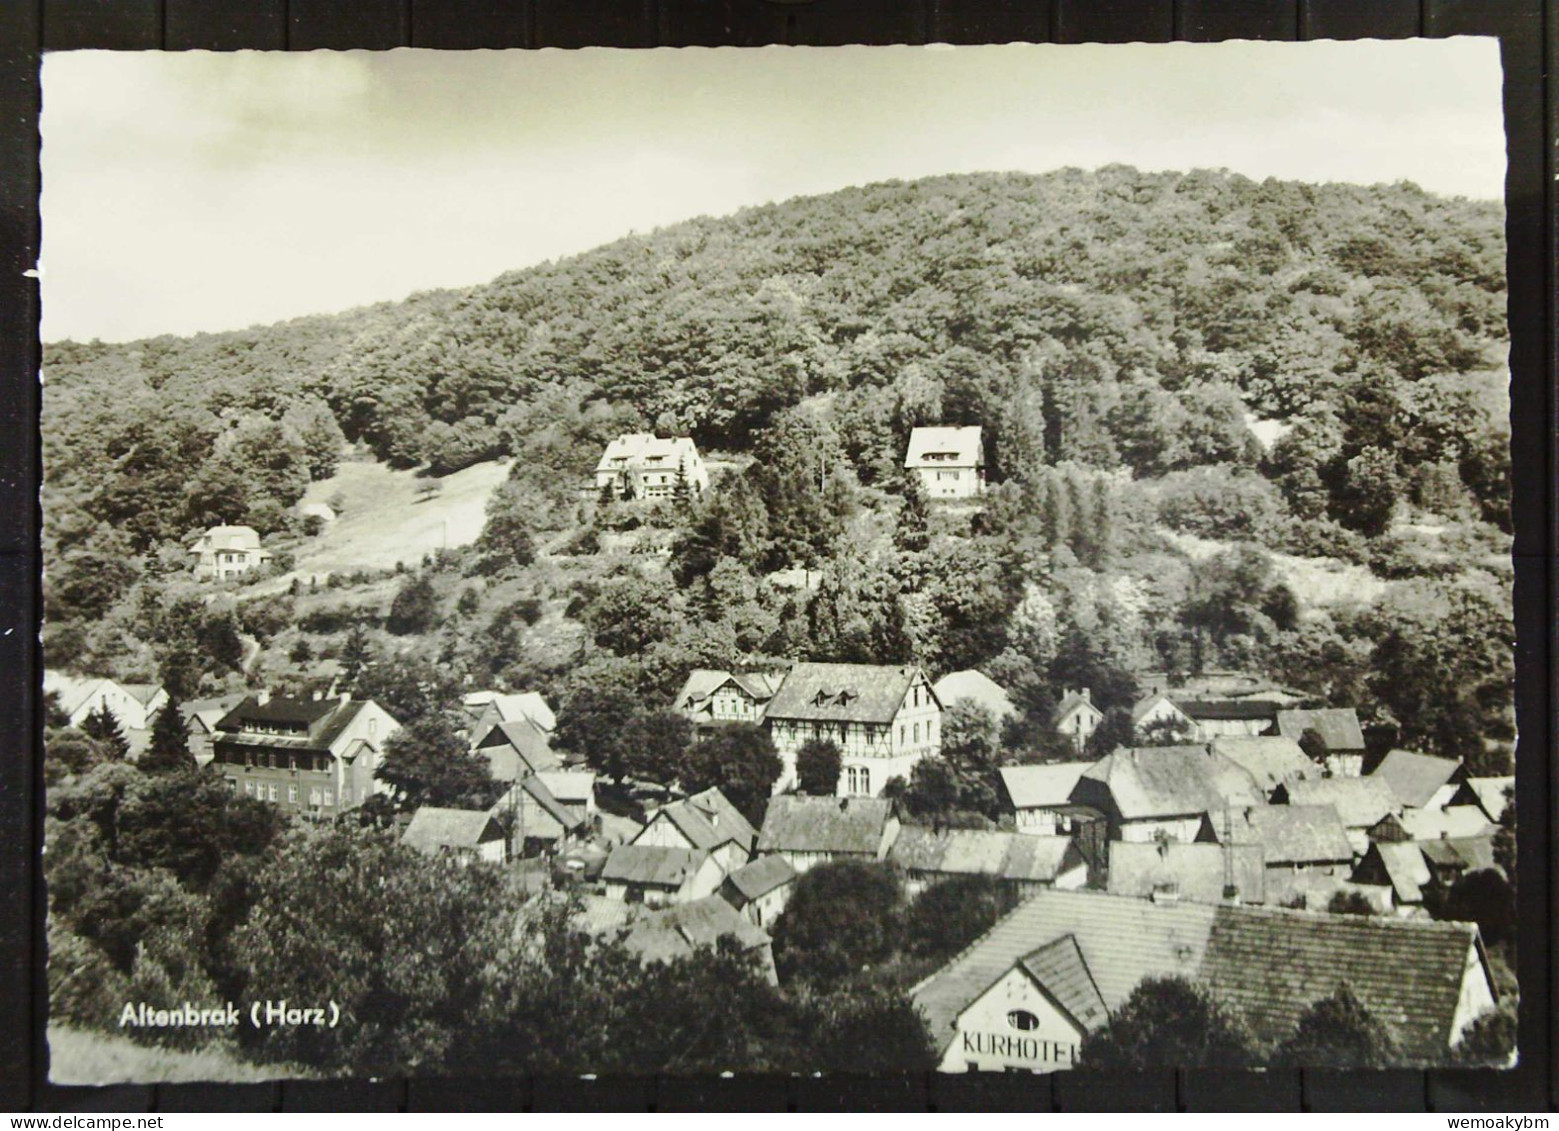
[0,0,1551,1113]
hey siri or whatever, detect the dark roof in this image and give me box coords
[888,826,1082,883]
[1176,699,1278,721]
[402,807,503,853]
[1077,746,1264,821]
[649,788,758,854]
[601,844,707,889]
[757,795,896,856]
[1281,777,1398,829]
[765,663,930,725]
[910,888,1489,1064]
[1209,736,1315,794]
[1107,841,1266,905]
[1374,750,1463,809]
[1202,903,1484,1063]
[1274,708,1366,753]
[215,694,379,755]
[721,854,797,906]
[1019,934,1109,1034]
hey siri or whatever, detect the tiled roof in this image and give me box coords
[1130,692,1189,726]
[910,889,1218,1052]
[595,433,701,474]
[1220,804,1354,866]
[517,775,583,834]
[1176,699,1279,722]
[1201,903,1482,1063]
[402,807,503,853]
[534,770,595,805]
[1054,691,1104,724]
[911,888,1489,1064]
[1374,750,1463,810]
[1280,776,1398,829]
[215,695,379,755]
[602,844,706,889]
[889,826,1081,883]
[623,895,771,965]
[932,670,1016,721]
[1077,746,1264,821]
[192,525,265,552]
[904,425,983,468]
[1274,708,1366,753]
[1209,736,1315,794]
[757,795,895,856]
[1361,842,1432,904]
[217,695,338,729]
[652,788,758,854]
[1107,841,1266,905]
[475,718,560,778]
[1019,935,1109,1033]
[765,663,929,725]
[999,762,1091,810]
[721,854,796,905]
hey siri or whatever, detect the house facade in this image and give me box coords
[594,433,709,500]
[1054,689,1105,754]
[718,855,797,929]
[756,795,900,874]
[1070,745,1265,845]
[633,788,757,877]
[673,670,783,732]
[402,807,507,865]
[212,692,400,814]
[904,426,985,498]
[764,662,941,796]
[189,525,273,581]
[45,671,168,732]
[601,844,725,906]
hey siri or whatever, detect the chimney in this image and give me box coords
[256,688,270,705]
[1081,688,1091,704]
[340,691,351,707]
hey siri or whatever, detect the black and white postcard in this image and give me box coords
[39,39,1516,1083]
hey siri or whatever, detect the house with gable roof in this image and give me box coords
[212,690,400,813]
[888,826,1088,898]
[1053,689,1105,754]
[931,669,1016,724]
[904,425,985,498]
[464,690,556,743]
[402,807,507,865]
[45,670,169,732]
[910,888,1498,1072]
[1373,749,1469,812]
[764,662,941,796]
[623,895,778,984]
[756,795,899,874]
[491,772,591,856]
[472,716,560,782]
[601,843,725,906]
[1069,745,1265,845]
[189,525,273,581]
[633,787,757,877]
[1275,776,1400,855]
[1107,840,1267,906]
[718,854,798,929]
[997,762,1099,837]
[594,433,708,500]
[1209,735,1316,798]
[1274,707,1367,777]
[673,669,784,732]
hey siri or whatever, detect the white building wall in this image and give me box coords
[1449,941,1499,1048]
[1119,815,1205,844]
[938,966,1087,1073]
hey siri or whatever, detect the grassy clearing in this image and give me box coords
[1158,528,1391,612]
[47,1023,311,1085]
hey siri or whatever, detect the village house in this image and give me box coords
[1274,707,1368,777]
[1106,841,1267,906]
[997,763,1097,836]
[490,773,590,857]
[904,425,985,498]
[472,716,560,782]
[401,807,507,866]
[623,895,778,984]
[1468,776,1514,823]
[673,669,784,732]
[1397,805,1496,843]
[1053,689,1105,754]
[463,690,555,743]
[888,827,1088,899]
[189,525,273,581]
[601,843,725,906]
[1175,698,1279,740]
[1352,841,1435,915]
[180,692,247,766]
[755,795,899,874]
[45,670,168,733]
[909,888,1499,1073]
[930,669,1016,725]
[1275,776,1400,856]
[1205,804,1355,877]
[1069,745,1265,845]
[1128,692,1197,742]
[1208,735,1316,798]
[763,662,941,796]
[212,691,400,814]
[718,854,797,929]
[593,433,709,500]
[633,787,757,877]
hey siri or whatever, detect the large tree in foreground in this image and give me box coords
[1272,984,1400,1067]
[1079,976,1257,1069]
[771,860,903,988]
[680,723,783,825]
[376,711,499,810]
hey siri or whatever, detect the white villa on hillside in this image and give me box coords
[594,434,709,500]
[764,662,941,797]
[905,426,985,498]
[189,525,272,581]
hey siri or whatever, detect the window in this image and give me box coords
[310,787,322,806]
[342,786,352,804]
[899,725,905,745]
[288,754,296,771]
[287,785,298,804]
[243,781,254,797]
[266,783,278,802]
[323,789,334,806]
[227,778,238,792]
[846,766,870,795]
[1007,1010,1040,1032]
[368,718,377,738]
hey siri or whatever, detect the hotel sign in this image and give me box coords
[961,1030,1081,1068]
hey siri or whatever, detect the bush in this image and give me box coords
[902,875,1012,963]
[1156,465,1285,540]
[771,860,904,988]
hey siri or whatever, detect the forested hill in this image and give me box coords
[43,165,1507,559]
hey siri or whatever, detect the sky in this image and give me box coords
[40,38,1506,344]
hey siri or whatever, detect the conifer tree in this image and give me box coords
[894,472,932,554]
[340,624,373,690]
[80,705,130,761]
[140,695,194,774]
[673,458,691,506]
